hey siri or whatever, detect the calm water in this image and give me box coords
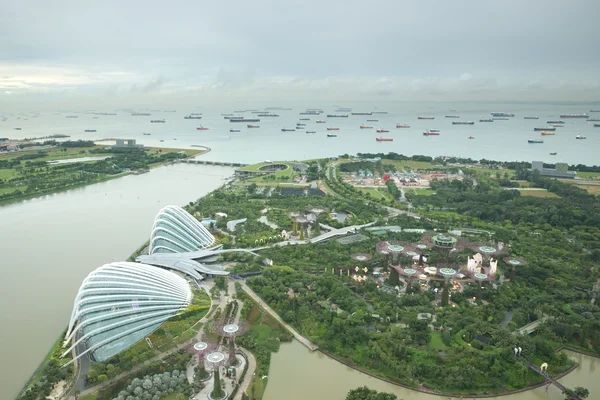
[265,340,599,400]
[2,102,599,165]
[0,164,234,400]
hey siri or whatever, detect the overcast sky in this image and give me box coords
[1,0,599,107]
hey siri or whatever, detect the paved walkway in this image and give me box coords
[240,282,319,351]
[233,348,256,400]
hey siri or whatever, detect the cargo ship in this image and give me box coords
[418,116,435,120]
[534,127,555,131]
[230,129,240,132]
[376,137,393,141]
[540,131,555,135]
[367,119,378,122]
[551,124,564,128]
[131,113,150,116]
[588,119,600,122]
[247,125,260,128]
[423,130,440,136]
[576,135,587,139]
[257,113,279,117]
[493,117,509,120]
[306,130,316,134]
[300,111,321,115]
[528,139,544,143]
[299,118,310,121]
[595,124,600,127]
[327,127,339,131]
[327,133,338,137]
[143,133,151,135]
[296,123,306,126]
[372,111,388,114]
[445,115,460,118]
[524,116,539,119]
[151,119,166,123]
[479,119,493,122]
[491,112,515,117]
[230,118,260,123]
[327,114,348,118]
[14,127,22,130]
[66,116,79,118]
[550,152,557,155]
[452,121,475,125]
[316,120,326,123]
[196,126,209,130]
[221,113,234,116]
[352,112,372,115]
[184,115,202,119]
[376,129,389,133]
[84,129,97,132]
[590,110,600,112]
[281,128,296,132]
[396,124,410,128]
[360,125,373,129]
[547,120,565,124]
[560,114,589,118]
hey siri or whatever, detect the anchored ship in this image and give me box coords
[452,121,475,125]
[560,114,588,118]
[534,127,555,131]
[376,137,393,141]
[491,112,515,117]
[396,124,410,128]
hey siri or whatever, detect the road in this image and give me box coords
[240,281,319,351]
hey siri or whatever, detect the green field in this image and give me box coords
[358,187,391,200]
[575,171,600,178]
[382,159,435,170]
[405,188,435,196]
[518,189,561,198]
[429,331,447,350]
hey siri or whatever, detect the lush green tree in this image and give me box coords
[563,387,590,399]
[346,386,398,400]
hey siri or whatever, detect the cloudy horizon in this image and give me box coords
[1,0,599,109]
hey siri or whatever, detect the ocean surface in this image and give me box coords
[2,102,599,165]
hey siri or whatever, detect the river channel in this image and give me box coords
[0,164,234,400]
[264,341,598,400]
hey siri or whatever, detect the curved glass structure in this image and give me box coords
[150,205,215,254]
[62,262,192,363]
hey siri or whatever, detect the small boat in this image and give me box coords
[418,116,435,120]
[550,152,557,155]
[281,128,296,132]
[296,123,306,126]
[159,140,164,142]
[230,129,240,132]
[547,120,565,124]
[93,117,98,119]
[524,116,539,119]
[184,115,202,119]
[14,128,22,130]
[479,119,493,122]
[540,131,555,135]
[534,127,556,131]
[376,137,393,141]
[528,139,544,144]
[445,115,460,118]
[306,130,316,134]
[247,125,260,128]
[493,117,509,120]
[143,133,151,136]
[151,119,166,123]
[367,119,378,122]
[423,130,440,136]
[468,136,475,139]
[66,116,79,118]
[576,135,586,139]
[84,129,97,132]
[327,127,339,131]
[300,118,310,121]
[196,126,209,130]
[552,124,564,127]
[396,124,410,128]
[376,129,389,133]
[316,120,326,123]
[327,133,337,137]
[360,125,373,129]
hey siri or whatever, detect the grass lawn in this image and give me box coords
[79,395,98,400]
[429,331,447,350]
[358,187,390,200]
[382,159,435,170]
[405,188,434,196]
[160,394,187,400]
[575,171,600,178]
[518,189,560,198]
[572,184,600,195]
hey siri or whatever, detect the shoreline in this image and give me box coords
[315,345,597,398]
[0,146,210,207]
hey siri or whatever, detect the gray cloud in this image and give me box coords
[0,0,599,105]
